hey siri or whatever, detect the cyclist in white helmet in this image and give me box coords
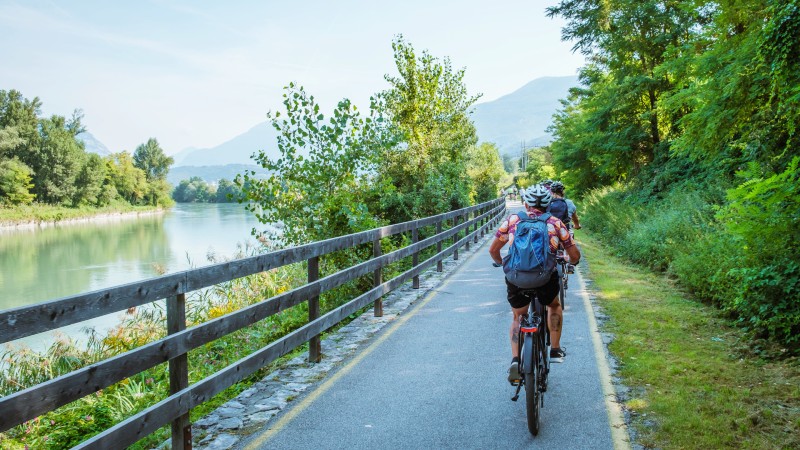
[489,184,581,381]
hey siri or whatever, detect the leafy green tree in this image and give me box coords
[467,142,505,202]
[0,158,35,205]
[0,90,41,163]
[239,83,390,245]
[172,176,215,203]
[31,115,86,204]
[133,138,173,181]
[215,178,241,203]
[377,35,481,221]
[133,138,174,206]
[106,152,148,205]
[0,127,23,156]
[523,146,556,184]
[73,153,107,206]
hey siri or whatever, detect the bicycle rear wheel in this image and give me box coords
[524,333,541,436]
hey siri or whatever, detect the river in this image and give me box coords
[0,203,267,351]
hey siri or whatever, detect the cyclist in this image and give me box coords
[489,184,581,382]
[548,181,581,274]
[550,181,581,232]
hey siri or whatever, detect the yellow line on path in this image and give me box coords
[576,268,632,450]
[243,241,487,450]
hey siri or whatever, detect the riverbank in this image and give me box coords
[0,204,166,231]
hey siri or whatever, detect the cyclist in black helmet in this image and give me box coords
[548,181,581,232]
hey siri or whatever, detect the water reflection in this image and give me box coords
[0,203,264,349]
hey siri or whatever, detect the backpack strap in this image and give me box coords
[538,212,551,222]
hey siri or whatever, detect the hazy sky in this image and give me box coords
[0,0,584,155]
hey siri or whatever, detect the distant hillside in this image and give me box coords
[76,131,111,156]
[166,164,269,186]
[472,75,579,155]
[171,76,578,166]
[173,122,279,167]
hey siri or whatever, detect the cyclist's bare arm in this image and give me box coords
[571,212,581,229]
[565,244,580,265]
[489,237,506,265]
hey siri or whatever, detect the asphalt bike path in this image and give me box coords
[237,218,625,449]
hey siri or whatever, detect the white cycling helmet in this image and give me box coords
[522,184,552,209]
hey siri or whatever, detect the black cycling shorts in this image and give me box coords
[506,271,560,309]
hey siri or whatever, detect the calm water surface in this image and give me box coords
[0,203,267,350]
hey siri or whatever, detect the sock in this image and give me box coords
[512,357,520,364]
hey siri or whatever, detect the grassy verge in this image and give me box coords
[579,232,800,449]
[0,203,161,225]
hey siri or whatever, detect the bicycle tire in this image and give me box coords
[525,334,541,436]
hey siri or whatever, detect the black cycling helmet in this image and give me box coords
[522,184,552,209]
[550,181,565,195]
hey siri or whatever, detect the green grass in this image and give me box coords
[579,232,800,449]
[0,203,162,225]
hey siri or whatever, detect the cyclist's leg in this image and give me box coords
[535,273,566,362]
[506,279,530,381]
[510,303,530,359]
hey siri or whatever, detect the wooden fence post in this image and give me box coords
[465,212,471,252]
[308,256,321,363]
[453,215,460,260]
[167,293,191,450]
[436,221,443,272]
[412,227,420,289]
[373,239,383,317]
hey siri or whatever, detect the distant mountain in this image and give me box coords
[76,131,112,156]
[171,75,578,167]
[173,122,279,167]
[472,75,579,155]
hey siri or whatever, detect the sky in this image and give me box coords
[0,0,585,155]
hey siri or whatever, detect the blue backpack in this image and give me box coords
[503,212,556,288]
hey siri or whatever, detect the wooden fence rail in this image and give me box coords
[0,198,507,449]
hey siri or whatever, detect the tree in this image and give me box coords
[523,147,556,185]
[172,177,215,203]
[73,153,107,206]
[106,152,148,205]
[215,178,241,203]
[467,142,505,202]
[31,115,86,204]
[0,158,35,205]
[133,138,174,206]
[133,138,173,181]
[239,83,390,246]
[0,90,41,164]
[376,35,481,221]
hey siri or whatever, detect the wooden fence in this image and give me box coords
[0,198,506,449]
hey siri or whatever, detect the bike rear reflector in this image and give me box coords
[520,326,538,333]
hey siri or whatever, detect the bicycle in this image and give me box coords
[514,289,551,435]
[494,263,551,436]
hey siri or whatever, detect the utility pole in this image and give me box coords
[519,140,527,172]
